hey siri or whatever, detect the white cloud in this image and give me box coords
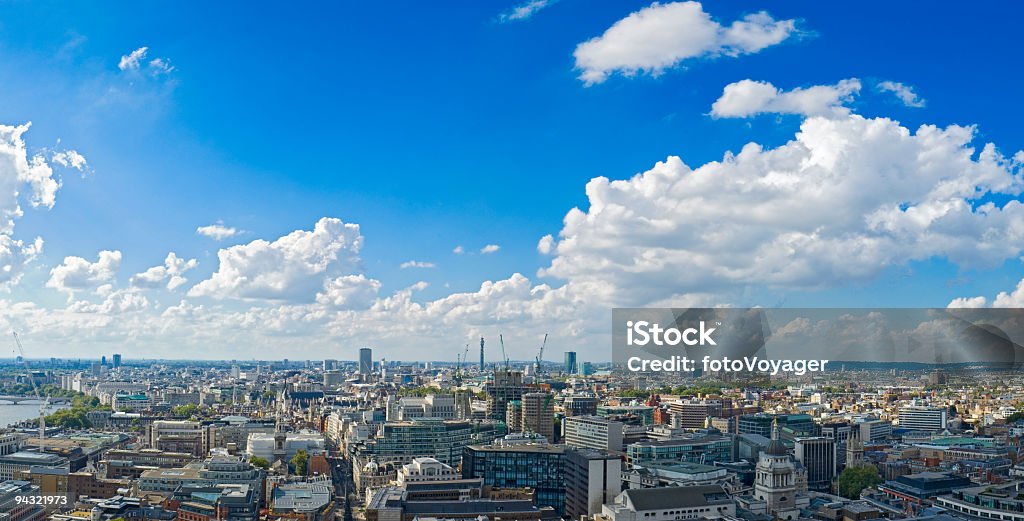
[539,114,1024,306]
[537,234,554,254]
[950,279,1024,308]
[188,217,364,302]
[481,244,501,254]
[46,250,122,297]
[118,47,149,71]
[118,47,175,76]
[574,2,797,85]
[947,295,989,309]
[10,110,1024,361]
[196,222,239,240]
[400,260,435,269]
[877,80,925,108]
[68,290,150,314]
[499,0,555,22]
[453,245,465,254]
[711,78,861,118]
[51,150,88,171]
[0,122,71,288]
[1,123,62,219]
[130,252,198,291]
[148,58,175,75]
[315,275,381,310]
[0,236,43,289]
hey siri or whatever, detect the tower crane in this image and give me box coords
[12,332,50,442]
[455,344,471,383]
[498,334,510,371]
[534,334,548,375]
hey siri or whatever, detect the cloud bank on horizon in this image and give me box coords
[0,2,1021,361]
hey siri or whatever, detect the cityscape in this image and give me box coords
[2,346,1024,521]
[1,1,1024,521]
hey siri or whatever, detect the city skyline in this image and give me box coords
[1,2,1023,359]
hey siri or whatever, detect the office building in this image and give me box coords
[364,485,556,520]
[821,421,853,467]
[354,418,504,467]
[564,395,599,417]
[564,351,578,374]
[245,431,325,462]
[270,479,333,521]
[670,399,724,429]
[856,417,892,442]
[359,347,373,376]
[323,370,343,387]
[112,353,121,368]
[597,404,655,425]
[794,436,836,492]
[0,451,68,481]
[169,484,258,521]
[389,394,456,420]
[0,433,24,456]
[506,400,523,432]
[462,435,566,516]
[599,485,735,521]
[150,420,208,456]
[563,415,624,452]
[898,406,948,432]
[626,431,733,464]
[936,482,1024,521]
[740,413,815,438]
[565,448,621,519]
[522,392,555,442]
[0,480,46,521]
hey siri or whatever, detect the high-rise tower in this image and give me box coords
[359,347,373,377]
[479,337,485,372]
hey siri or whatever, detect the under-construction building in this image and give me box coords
[484,369,529,421]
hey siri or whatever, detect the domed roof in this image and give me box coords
[766,438,788,456]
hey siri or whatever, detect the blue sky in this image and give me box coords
[0,1,1022,360]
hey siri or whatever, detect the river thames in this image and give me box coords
[0,401,67,428]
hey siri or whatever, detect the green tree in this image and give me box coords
[618,389,650,399]
[45,407,91,429]
[249,456,271,469]
[171,404,200,418]
[838,464,882,499]
[290,449,309,476]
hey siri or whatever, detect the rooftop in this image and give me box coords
[623,485,732,511]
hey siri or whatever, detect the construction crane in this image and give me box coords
[498,334,510,371]
[12,332,50,442]
[454,344,470,383]
[534,334,547,375]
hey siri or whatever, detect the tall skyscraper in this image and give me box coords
[564,351,578,374]
[112,353,121,368]
[359,347,373,376]
[479,337,485,372]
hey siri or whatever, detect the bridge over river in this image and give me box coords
[0,396,73,405]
